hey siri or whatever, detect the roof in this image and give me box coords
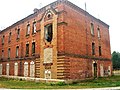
[0,0,109,33]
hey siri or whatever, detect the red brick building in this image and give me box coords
[0,0,112,81]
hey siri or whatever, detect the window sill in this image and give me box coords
[25,54,29,57]
[16,38,20,42]
[32,33,36,37]
[91,34,95,37]
[26,34,30,38]
[16,56,19,58]
[8,41,11,44]
[32,53,35,56]
[43,62,53,65]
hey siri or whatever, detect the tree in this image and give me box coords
[112,51,120,70]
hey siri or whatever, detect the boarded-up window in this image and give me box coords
[30,61,35,77]
[0,64,2,75]
[6,63,9,76]
[24,62,28,77]
[44,48,52,63]
[45,70,51,79]
[14,63,18,76]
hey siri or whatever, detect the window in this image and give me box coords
[99,46,102,56]
[8,32,11,43]
[92,43,95,55]
[91,23,94,35]
[32,42,35,55]
[2,35,5,45]
[45,70,51,79]
[16,46,19,57]
[2,50,4,59]
[97,28,100,38]
[32,22,36,34]
[26,24,30,36]
[8,48,11,59]
[44,24,53,42]
[26,43,29,56]
[17,29,20,39]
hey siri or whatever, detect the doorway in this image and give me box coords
[93,63,97,78]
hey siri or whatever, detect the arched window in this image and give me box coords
[97,28,101,38]
[44,24,53,42]
[91,23,94,35]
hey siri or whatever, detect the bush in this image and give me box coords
[49,82,66,86]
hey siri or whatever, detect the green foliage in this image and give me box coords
[49,82,66,86]
[1,76,120,89]
[112,51,120,70]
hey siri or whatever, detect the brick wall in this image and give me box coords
[0,0,112,80]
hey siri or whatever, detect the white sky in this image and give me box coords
[0,0,119,53]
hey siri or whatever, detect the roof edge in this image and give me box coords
[63,0,109,28]
[0,0,109,34]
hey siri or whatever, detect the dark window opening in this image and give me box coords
[99,46,102,56]
[8,32,11,43]
[32,42,35,55]
[8,48,11,59]
[2,35,5,45]
[26,44,29,56]
[16,46,19,57]
[44,24,53,42]
[2,50,4,58]
[17,29,20,39]
[92,43,95,55]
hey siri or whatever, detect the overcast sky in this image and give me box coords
[0,0,119,53]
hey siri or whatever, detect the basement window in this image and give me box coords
[44,24,53,42]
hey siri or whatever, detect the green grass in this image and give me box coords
[0,76,120,89]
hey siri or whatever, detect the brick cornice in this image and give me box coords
[57,52,111,61]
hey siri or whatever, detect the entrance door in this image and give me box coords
[93,63,97,78]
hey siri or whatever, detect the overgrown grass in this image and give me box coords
[0,75,120,89]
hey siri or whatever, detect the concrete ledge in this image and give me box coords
[0,75,65,83]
